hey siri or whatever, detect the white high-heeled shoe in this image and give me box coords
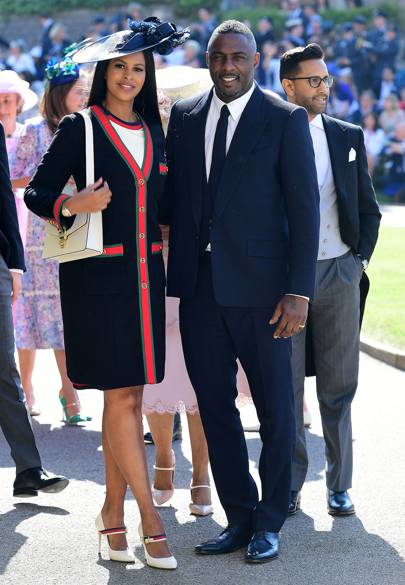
[138,524,177,570]
[95,513,135,563]
[189,485,214,516]
[151,451,175,506]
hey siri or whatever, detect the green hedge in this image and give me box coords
[0,0,174,16]
[0,0,401,25]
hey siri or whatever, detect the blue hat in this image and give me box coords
[45,56,79,86]
[72,17,189,64]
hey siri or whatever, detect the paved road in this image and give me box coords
[0,350,404,585]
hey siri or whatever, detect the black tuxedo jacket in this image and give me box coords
[0,123,25,270]
[321,114,381,260]
[163,86,320,307]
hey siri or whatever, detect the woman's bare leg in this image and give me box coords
[17,348,36,408]
[100,408,128,551]
[146,412,175,490]
[103,386,171,558]
[187,412,211,505]
[54,349,81,417]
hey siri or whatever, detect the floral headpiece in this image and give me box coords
[72,17,190,64]
[45,57,79,86]
[116,17,190,56]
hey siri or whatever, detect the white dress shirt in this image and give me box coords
[204,83,255,180]
[309,115,350,261]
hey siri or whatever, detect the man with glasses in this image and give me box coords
[280,43,381,517]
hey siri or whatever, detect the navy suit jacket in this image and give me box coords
[0,123,25,270]
[163,86,320,308]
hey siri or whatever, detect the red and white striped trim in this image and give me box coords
[91,105,157,383]
[53,194,71,225]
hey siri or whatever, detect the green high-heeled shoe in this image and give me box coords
[59,393,92,426]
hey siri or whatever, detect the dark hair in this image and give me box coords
[88,49,161,125]
[279,43,324,82]
[207,20,257,54]
[40,80,77,134]
[362,112,379,129]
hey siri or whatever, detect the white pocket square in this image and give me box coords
[348,147,356,162]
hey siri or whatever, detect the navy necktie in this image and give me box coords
[208,104,230,202]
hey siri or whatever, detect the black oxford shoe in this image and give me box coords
[13,468,69,497]
[195,525,252,555]
[327,490,355,516]
[245,531,279,564]
[288,490,301,516]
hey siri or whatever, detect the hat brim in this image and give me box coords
[156,66,212,101]
[72,29,175,64]
[21,87,39,111]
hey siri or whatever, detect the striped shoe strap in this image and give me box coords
[99,526,127,536]
[142,532,167,544]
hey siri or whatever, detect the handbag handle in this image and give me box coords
[78,109,95,186]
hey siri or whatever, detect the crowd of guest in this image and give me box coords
[0,2,403,198]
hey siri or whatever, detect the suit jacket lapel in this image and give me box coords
[322,114,349,200]
[214,87,268,221]
[183,90,213,227]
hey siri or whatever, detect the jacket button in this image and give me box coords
[140,257,146,263]
[139,206,145,213]
[138,178,145,186]
[139,233,145,239]
[141,282,148,289]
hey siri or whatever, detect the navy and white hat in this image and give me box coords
[72,17,189,64]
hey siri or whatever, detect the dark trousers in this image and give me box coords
[0,254,41,474]
[179,254,295,532]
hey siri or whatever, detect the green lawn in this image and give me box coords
[363,226,405,350]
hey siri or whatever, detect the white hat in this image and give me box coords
[0,70,38,111]
[155,66,212,101]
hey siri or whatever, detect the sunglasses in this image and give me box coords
[285,75,334,88]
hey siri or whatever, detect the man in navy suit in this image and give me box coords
[164,20,320,563]
[280,44,381,517]
[0,123,68,497]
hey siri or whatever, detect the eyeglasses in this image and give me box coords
[286,75,334,88]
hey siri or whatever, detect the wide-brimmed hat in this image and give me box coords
[0,70,38,111]
[72,17,189,64]
[155,66,212,101]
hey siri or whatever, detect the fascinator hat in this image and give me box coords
[72,17,190,64]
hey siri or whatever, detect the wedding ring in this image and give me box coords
[298,324,306,329]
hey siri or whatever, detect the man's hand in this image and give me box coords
[269,295,308,339]
[10,272,22,304]
[64,177,112,215]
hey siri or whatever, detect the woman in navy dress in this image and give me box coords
[25,19,188,570]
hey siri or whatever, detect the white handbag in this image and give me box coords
[42,109,103,263]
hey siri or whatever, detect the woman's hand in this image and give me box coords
[64,177,112,215]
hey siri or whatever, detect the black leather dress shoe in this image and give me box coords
[13,468,69,497]
[195,525,252,555]
[288,490,301,516]
[327,490,355,516]
[245,531,279,564]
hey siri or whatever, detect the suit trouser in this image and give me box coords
[0,254,41,474]
[179,254,295,532]
[291,251,361,492]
